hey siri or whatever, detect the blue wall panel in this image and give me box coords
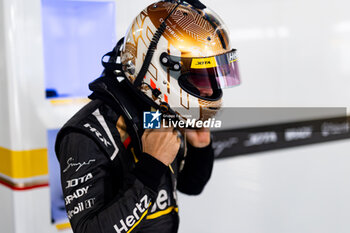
[47,129,66,223]
[42,0,116,98]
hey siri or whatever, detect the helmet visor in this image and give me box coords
[169,49,240,99]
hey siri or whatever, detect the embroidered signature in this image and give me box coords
[63,157,96,173]
[212,137,238,157]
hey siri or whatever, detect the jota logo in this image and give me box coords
[196,61,211,65]
[65,173,93,189]
[143,111,161,129]
[244,131,278,147]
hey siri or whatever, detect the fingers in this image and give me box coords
[142,125,181,165]
[143,129,153,136]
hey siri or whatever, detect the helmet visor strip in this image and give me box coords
[175,49,241,91]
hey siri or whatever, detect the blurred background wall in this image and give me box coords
[0,0,349,233]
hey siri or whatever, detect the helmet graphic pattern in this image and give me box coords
[121,1,234,121]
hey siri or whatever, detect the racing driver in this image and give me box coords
[55,0,241,232]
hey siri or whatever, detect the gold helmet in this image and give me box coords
[121,0,240,121]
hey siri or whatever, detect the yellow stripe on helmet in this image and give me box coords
[191,57,217,69]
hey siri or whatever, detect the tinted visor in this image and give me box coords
[185,49,240,89]
[169,49,241,100]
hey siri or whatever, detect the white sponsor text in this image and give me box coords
[65,186,90,205]
[63,157,96,173]
[113,195,150,233]
[65,173,93,189]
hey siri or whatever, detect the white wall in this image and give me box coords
[0,186,15,233]
[0,0,11,149]
[178,140,350,233]
[218,0,350,108]
[0,0,47,150]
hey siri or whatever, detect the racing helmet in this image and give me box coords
[121,0,240,120]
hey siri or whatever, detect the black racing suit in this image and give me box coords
[55,76,214,233]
